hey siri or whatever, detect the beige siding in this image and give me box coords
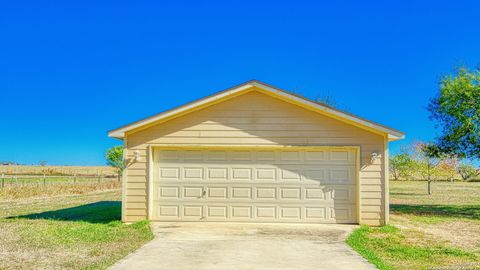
[124,90,387,225]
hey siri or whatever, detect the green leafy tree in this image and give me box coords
[105,146,124,181]
[457,163,479,181]
[428,67,480,159]
[389,153,414,180]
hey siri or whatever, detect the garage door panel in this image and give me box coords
[153,148,357,223]
[329,167,354,184]
[231,168,252,180]
[256,187,276,199]
[256,168,276,180]
[207,151,227,161]
[158,205,179,218]
[280,168,301,181]
[329,150,354,162]
[159,167,180,179]
[206,206,227,219]
[280,207,302,219]
[158,150,181,160]
[303,166,355,185]
[158,186,179,198]
[330,186,355,202]
[256,151,276,161]
[305,188,326,200]
[207,187,228,199]
[280,188,301,199]
[207,167,228,180]
[184,167,203,180]
[305,207,326,219]
[304,150,326,162]
[153,203,356,223]
[231,206,253,219]
[280,151,301,161]
[183,205,203,219]
[229,151,252,161]
[256,206,277,218]
[305,168,326,181]
[183,186,203,198]
[182,150,202,160]
[231,187,252,199]
[330,206,356,221]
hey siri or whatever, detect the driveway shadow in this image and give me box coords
[391,204,480,220]
[10,201,121,223]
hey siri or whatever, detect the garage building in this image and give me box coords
[108,80,404,226]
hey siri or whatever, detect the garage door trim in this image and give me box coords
[146,145,360,223]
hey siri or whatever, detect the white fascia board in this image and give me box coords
[108,84,254,138]
[250,82,405,139]
[109,81,405,140]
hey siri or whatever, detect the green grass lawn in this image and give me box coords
[348,181,480,270]
[0,190,153,270]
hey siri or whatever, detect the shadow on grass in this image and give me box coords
[10,201,121,223]
[390,192,427,196]
[391,204,480,220]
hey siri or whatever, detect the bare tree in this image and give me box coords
[412,141,442,195]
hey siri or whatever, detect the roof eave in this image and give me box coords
[107,80,405,141]
[109,131,405,141]
[108,131,124,139]
[388,134,405,141]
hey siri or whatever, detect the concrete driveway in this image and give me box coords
[109,222,376,270]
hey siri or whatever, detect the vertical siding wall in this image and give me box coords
[124,89,387,225]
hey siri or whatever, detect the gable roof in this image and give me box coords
[108,80,405,141]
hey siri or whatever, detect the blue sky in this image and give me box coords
[1,1,479,165]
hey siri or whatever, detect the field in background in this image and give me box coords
[0,180,121,201]
[348,180,480,270]
[0,165,120,200]
[0,165,116,176]
[0,165,120,202]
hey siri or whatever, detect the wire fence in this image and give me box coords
[0,174,119,188]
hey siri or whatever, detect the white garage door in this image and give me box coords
[151,148,357,223]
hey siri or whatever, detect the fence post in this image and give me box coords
[1,174,4,188]
[73,174,77,183]
[97,173,101,183]
[43,174,46,186]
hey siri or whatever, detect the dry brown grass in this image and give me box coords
[390,181,480,205]
[0,180,121,201]
[0,165,116,176]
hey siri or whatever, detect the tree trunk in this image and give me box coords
[427,180,433,195]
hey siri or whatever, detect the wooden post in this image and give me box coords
[1,174,4,188]
[97,173,101,183]
[73,174,77,183]
[43,174,46,186]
